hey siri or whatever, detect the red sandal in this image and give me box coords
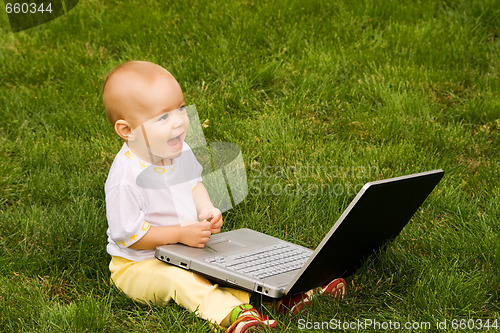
[277,278,346,315]
[226,305,276,333]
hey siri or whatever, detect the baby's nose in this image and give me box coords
[170,112,184,126]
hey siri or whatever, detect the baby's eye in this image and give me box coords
[158,113,169,121]
[179,105,186,112]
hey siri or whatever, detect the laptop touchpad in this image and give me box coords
[205,238,245,253]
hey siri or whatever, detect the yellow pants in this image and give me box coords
[109,256,250,325]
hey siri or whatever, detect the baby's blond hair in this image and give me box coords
[102,61,175,125]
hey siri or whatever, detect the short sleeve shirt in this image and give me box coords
[105,142,202,261]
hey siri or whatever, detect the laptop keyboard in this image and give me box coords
[205,243,311,279]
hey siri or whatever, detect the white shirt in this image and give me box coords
[105,142,202,261]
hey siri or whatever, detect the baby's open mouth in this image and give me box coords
[167,134,182,146]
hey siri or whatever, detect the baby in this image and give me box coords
[102,61,345,332]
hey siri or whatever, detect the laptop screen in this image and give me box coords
[287,170,444,295]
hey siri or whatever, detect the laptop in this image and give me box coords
[155,169,444,298]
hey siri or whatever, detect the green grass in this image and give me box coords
[1,0,499,331]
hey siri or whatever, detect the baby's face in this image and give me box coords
[128,75,189,165]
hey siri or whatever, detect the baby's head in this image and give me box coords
[103,61,189,165]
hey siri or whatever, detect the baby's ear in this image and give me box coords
[114,120,134,141]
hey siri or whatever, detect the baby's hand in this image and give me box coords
[199,208,222,234]
[179,220,212,248]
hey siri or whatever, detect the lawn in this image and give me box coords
[0,0,499,332]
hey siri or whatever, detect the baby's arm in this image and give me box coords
[129,222,212,250]
[129,182,221,250]
[192,182,223,234]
